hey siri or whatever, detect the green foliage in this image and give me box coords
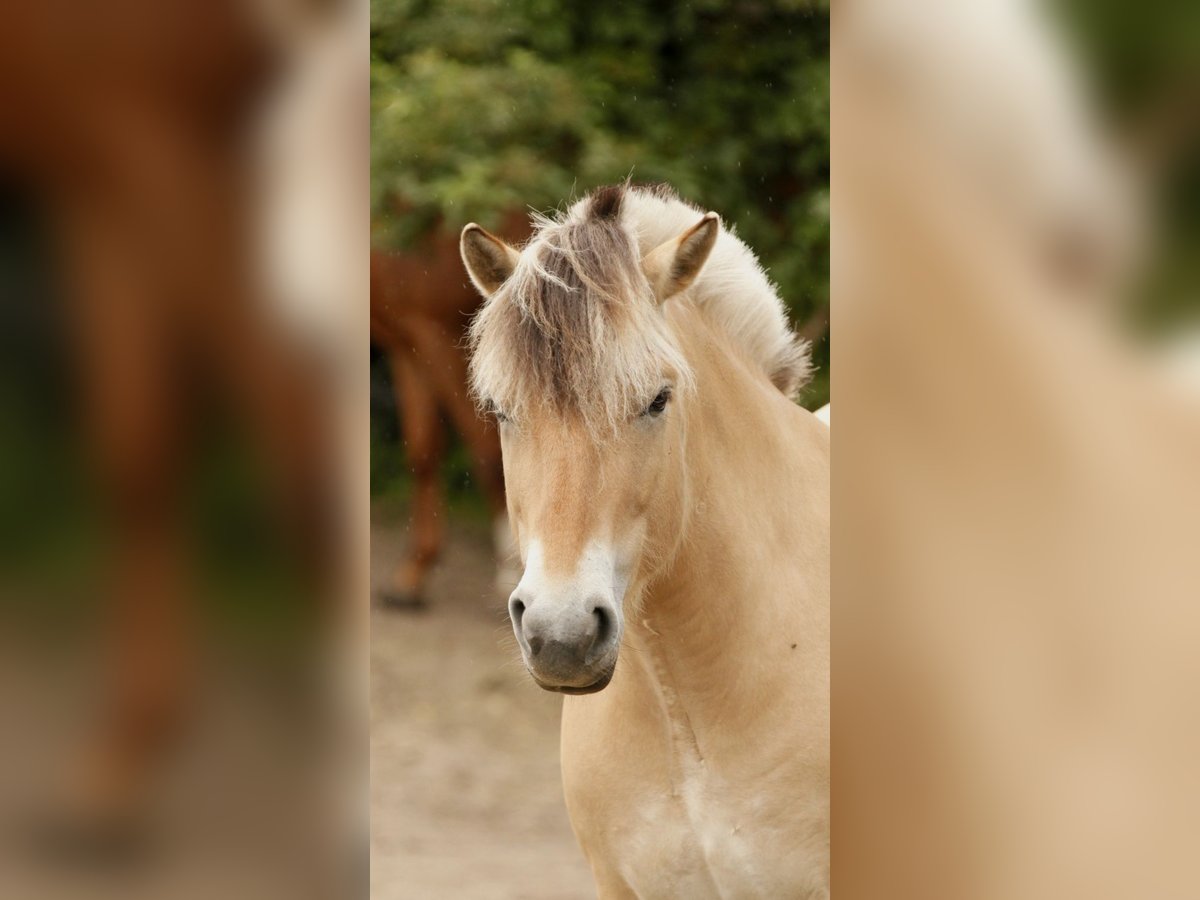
[371,0,830,405]
[1053,0,1200,333]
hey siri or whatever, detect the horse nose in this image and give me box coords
[508,593,527,639]
[508,592,619,678]
[587,600,618,664]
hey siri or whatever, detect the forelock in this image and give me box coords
[467,185,692,436]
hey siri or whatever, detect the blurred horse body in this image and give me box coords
[0,0,343,837]
[370,212,529,606]
[462,185,830,898]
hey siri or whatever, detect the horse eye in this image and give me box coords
[643,388,672,418]
[486,400,509,424]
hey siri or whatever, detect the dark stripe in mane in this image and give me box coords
[590,184,625,221]
[515,185,643,411]
[468,184,686,434]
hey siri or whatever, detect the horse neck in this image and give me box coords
[622,309,829,753]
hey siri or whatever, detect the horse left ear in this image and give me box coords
[461,223,519,296]
[642,212,720,302]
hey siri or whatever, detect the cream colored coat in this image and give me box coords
[556,306,829,899]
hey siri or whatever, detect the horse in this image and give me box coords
[369,210,530,607]
[460,184,830,898]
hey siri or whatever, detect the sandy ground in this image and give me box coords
[370,513,595,900]
[0,509,593,899]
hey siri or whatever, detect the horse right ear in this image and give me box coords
[461,224,519,296]
[641,212,720,302]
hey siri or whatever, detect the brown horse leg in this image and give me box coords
[51,187,191,837]
[381,348,445,609]
[406,321,504,512]
[405,321,516,595]
[439,361,505,515]
[136,118,341,609]
[450,396,517,596]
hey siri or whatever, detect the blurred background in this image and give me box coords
[0,0,365,897]
[368,1,828,896]
[835,1,1200,898]
[1059,0,1200,330]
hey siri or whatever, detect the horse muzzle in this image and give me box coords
[508,590,622,693]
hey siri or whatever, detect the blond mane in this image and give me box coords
[467,183,810,435]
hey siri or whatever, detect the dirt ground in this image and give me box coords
[370,512,595,900]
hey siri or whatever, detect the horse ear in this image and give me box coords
[461,223,519,296]
[642,212,720,302]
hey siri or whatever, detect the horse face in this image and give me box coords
[461,199,718,693]
[499,395,681,694]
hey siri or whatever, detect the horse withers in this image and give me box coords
[461,185,829,898]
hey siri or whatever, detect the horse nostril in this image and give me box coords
[509,595,526,629]
[591,604,615,656]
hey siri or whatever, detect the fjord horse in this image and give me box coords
[370,211,529,607]
[461,185,830,898]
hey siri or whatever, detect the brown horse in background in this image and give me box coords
[0,0,344,845]
[370,211,530,608]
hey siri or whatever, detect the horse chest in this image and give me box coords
[623,772,773,897]
[570,753,814,899]
[562,631,828,897]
